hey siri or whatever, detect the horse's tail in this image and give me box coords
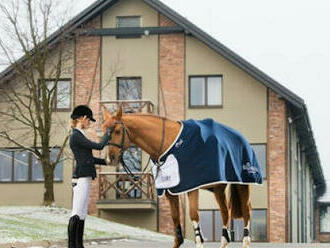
[230,184,249,219]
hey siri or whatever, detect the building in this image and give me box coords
[316,181,330,242]
[0,0,326,243]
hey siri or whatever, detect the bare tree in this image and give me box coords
[0,0,73,206]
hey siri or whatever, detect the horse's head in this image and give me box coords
[102,106,131,165]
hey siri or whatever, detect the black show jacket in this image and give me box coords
[70,128,110,179]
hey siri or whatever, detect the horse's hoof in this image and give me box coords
[195,243,203,248]
[242,236,251,248]
[219,236,228,248]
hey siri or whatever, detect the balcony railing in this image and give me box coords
[97,172,156,210]
[100,100,154,113]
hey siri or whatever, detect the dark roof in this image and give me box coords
[0,0,325,195]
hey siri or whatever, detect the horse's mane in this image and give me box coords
[124,112,169,121]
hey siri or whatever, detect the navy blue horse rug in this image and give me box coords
[151,119,263,196]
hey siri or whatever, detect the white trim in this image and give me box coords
[157,180,262,197]
[157,121,183,163]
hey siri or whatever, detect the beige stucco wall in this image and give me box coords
[99,0,159,230]
[0,40,74,209]
[183,36,268,240]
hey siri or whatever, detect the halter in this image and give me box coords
[107,121,127,151]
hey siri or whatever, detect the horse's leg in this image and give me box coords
[237,185,251,248]
[165,191,184,248]
[187,190,204,248]
[214,184,231,248]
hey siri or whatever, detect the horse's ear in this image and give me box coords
[103,106,112,120]
[115,104,123,120]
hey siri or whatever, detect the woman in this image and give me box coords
[68,105,111,248]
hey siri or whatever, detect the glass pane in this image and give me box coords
[0,150,12,181]
[190,77,205,106]
[199,210,213,242]
[32,153,44,181]
[320,206,330,232]
[214,210,223,241]
[117,16,141,28]
[118,78,142,110]
[57,81,71,109]
[121,147,142,172]
[51,148,63,181]
[232,219,244,241]
[251,210,267,241]
[251,144,266,178]
[207,77,222,105]
[13,151,29,181]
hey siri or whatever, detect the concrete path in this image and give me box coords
[2,239,329,248]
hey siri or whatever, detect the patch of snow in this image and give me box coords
[0,206,171,244]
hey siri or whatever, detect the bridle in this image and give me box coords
[107,121,137,177]
[106,118,166,179]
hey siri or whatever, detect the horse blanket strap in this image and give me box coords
[194,225,204,243]
[223,228,231,242]
[155,119,263,196]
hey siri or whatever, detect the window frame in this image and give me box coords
[189,75,223,108]
[39,79,72,112]
[199,208,268,242]
[116,77,142,101]
[251,143,267,179]
[116,16,142,38]
[319,203,330,234]
[0,147,63,183]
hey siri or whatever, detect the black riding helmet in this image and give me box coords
[71,105,96,122]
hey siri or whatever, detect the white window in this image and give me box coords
[189,76,222,107]
[116,16,141,28]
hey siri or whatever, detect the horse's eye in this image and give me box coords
[115,130,120,135]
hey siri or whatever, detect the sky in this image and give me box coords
[2,0,330,181]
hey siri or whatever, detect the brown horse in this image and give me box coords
[101,106,252,248]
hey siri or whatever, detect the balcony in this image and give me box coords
[97,172,157,210]
[100,100,154,113]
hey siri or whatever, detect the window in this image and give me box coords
[39,80,71,111]
[0,148,63,182]
[117,146,142,199]
[116,16,141,38]
[251,144,267,179]
[199,209,267,242]
[117,77,142,111]
[189,76,222,107]
[117,16,141,28]
[320,205,330,233]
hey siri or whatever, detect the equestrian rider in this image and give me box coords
[68,105,111,248]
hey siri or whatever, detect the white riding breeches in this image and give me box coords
[71,177,92,220]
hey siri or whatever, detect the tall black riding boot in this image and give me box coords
[68,215,79,248]
[76,219,85,248]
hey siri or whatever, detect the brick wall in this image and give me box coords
[267,89,287,242]
[74,16,102,216]
[158,14,186,235]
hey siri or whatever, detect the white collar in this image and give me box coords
[75,128,86,136]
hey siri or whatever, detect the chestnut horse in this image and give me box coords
[102,107,252,248]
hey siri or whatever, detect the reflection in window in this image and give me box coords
[320,205,330,233]
[251,144,267,179]
[200,210,213,241]
[0,148,63,182]
[0,150,12,182]
[251,209,267,241]
[199,209,267,242]
[117,16,141,28]
[118,77,142,110]
[189,76,222,107]
[56,81,71,109]
[14,151,29,181]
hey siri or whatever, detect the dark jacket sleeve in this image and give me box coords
[94,157,107,165]
[73,131,110,150]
